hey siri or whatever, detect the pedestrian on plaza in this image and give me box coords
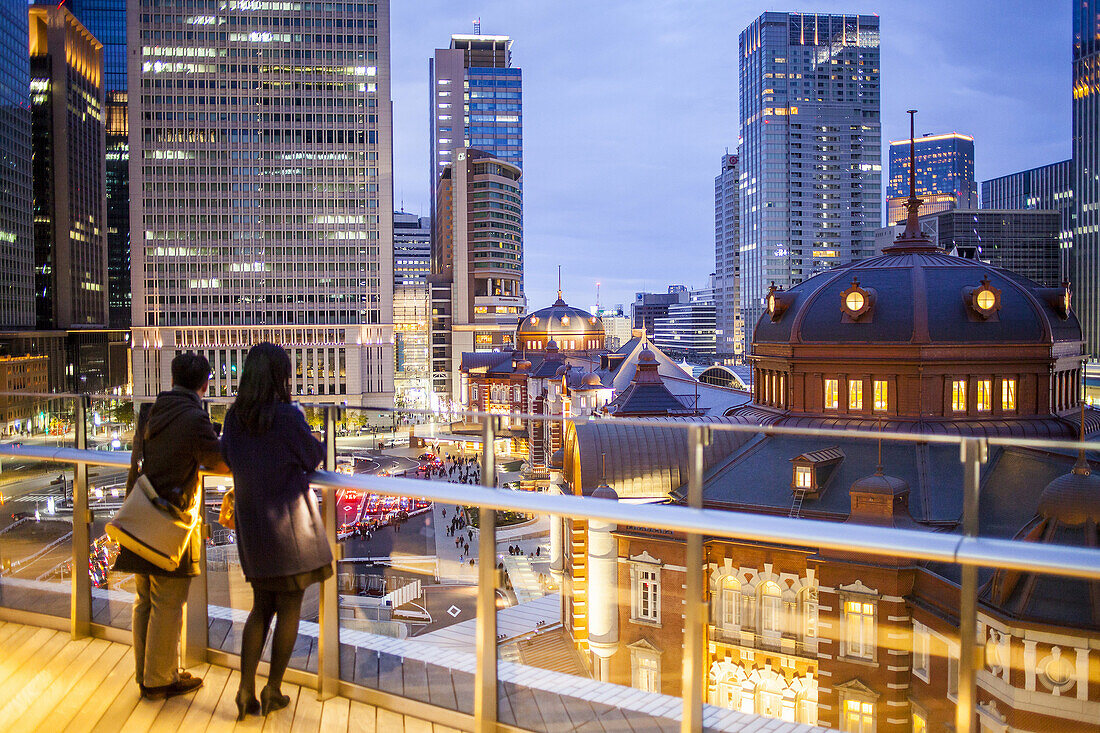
[115,352,229,700]
[221,343,334,720]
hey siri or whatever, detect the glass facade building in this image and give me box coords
[70,1,130,328]
[129,0,395,404]
[714,153,741,362]
[887,132,976,226]
[1073,0,1100,355]
[653,281,717,363]
[921,209,1062,288]
[981,159,1073,280]
[429,35,522,198]
[0,3,35,329]
[30,5,108,329]
[738,12,881,355]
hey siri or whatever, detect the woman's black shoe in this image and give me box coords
[235,689,260,720]
[260,685,291,715]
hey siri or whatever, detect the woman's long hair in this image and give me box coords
[230,342,292,435]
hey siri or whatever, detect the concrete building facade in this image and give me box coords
[128,0,395,404]
[715,153,741,362]
[430,149,523,400]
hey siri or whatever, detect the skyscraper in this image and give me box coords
[393,211,431,407]
[0,3,34,329]
[921,209,1062,287]
[886,132,976,225]
[68,0,130,329]
[1073,0,1100,355]
[429,34,522,206]
[714,153,741,363]
[129,0,395,404]
[981,159,1073,278]
[738,12,881,354]
[30,4,108,329]
[430,149,523,400]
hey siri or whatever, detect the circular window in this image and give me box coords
[767,294,776,314]
[560,315,570,326]
[530,316,539,326]
[845,291,865,312]
[976,289,996,311]
[1064,291,1072,313]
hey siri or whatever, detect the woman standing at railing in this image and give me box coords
[220,342,333,719]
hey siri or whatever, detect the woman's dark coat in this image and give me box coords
[220,403,332,581]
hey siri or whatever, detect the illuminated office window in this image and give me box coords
[1002,378,1017,411]
[824,379,839,409]
[976,379,991,412]
[873,380,888,411]
[952,379,967,412]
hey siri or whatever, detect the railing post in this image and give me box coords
[71,395,91,639]
[317,404,340,698]
[184,400,212,667]
[474,416,498,733]
[956,438,986,733]
[682,425,709,733]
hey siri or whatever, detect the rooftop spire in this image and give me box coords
[882,109,938,255]
[554,265,566,306]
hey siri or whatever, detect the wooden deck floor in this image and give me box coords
[0,622,463,733]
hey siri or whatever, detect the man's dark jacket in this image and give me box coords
[113,387,229,577]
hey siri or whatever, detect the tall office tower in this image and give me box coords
[714,153,741,363]
[429,34,522,206]
[30,4,108,329]
[69,1,130,329]
[393,211,431,408]
[1073,0,1100,355]
[0,3,34,329]
[921,209,1062,287]
[129,1,395,404]
[981,160,1074,278]
[886,132,976,225]
[430,149,523,401]
[738,12,881,354]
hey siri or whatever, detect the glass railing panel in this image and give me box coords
[495,418,688,732]
[0,396,77,618]
[335,406,479,714]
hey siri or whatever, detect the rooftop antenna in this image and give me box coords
[556,265,564,304]
[596,282,601,312]
[904,109,922,236]
[473,17,481,34]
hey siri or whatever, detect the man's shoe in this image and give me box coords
[143,675,203,700]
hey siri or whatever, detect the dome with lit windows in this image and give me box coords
[516,292,606,352]
[736,183,1091,437]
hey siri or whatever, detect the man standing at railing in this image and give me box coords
[113,353,230,700]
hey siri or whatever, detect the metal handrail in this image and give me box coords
[7,390,1100,453]
[2,443,1098,581]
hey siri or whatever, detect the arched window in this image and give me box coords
[760,582,783,636]
[720,576,741,628]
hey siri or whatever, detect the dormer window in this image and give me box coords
[1038,283,1072,319]
[840,277,874,321]
[790,447,844,500]
[964,276,1001,320]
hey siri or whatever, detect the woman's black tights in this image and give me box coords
[239,585,305,697]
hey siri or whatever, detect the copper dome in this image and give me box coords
[516,294,606,351]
